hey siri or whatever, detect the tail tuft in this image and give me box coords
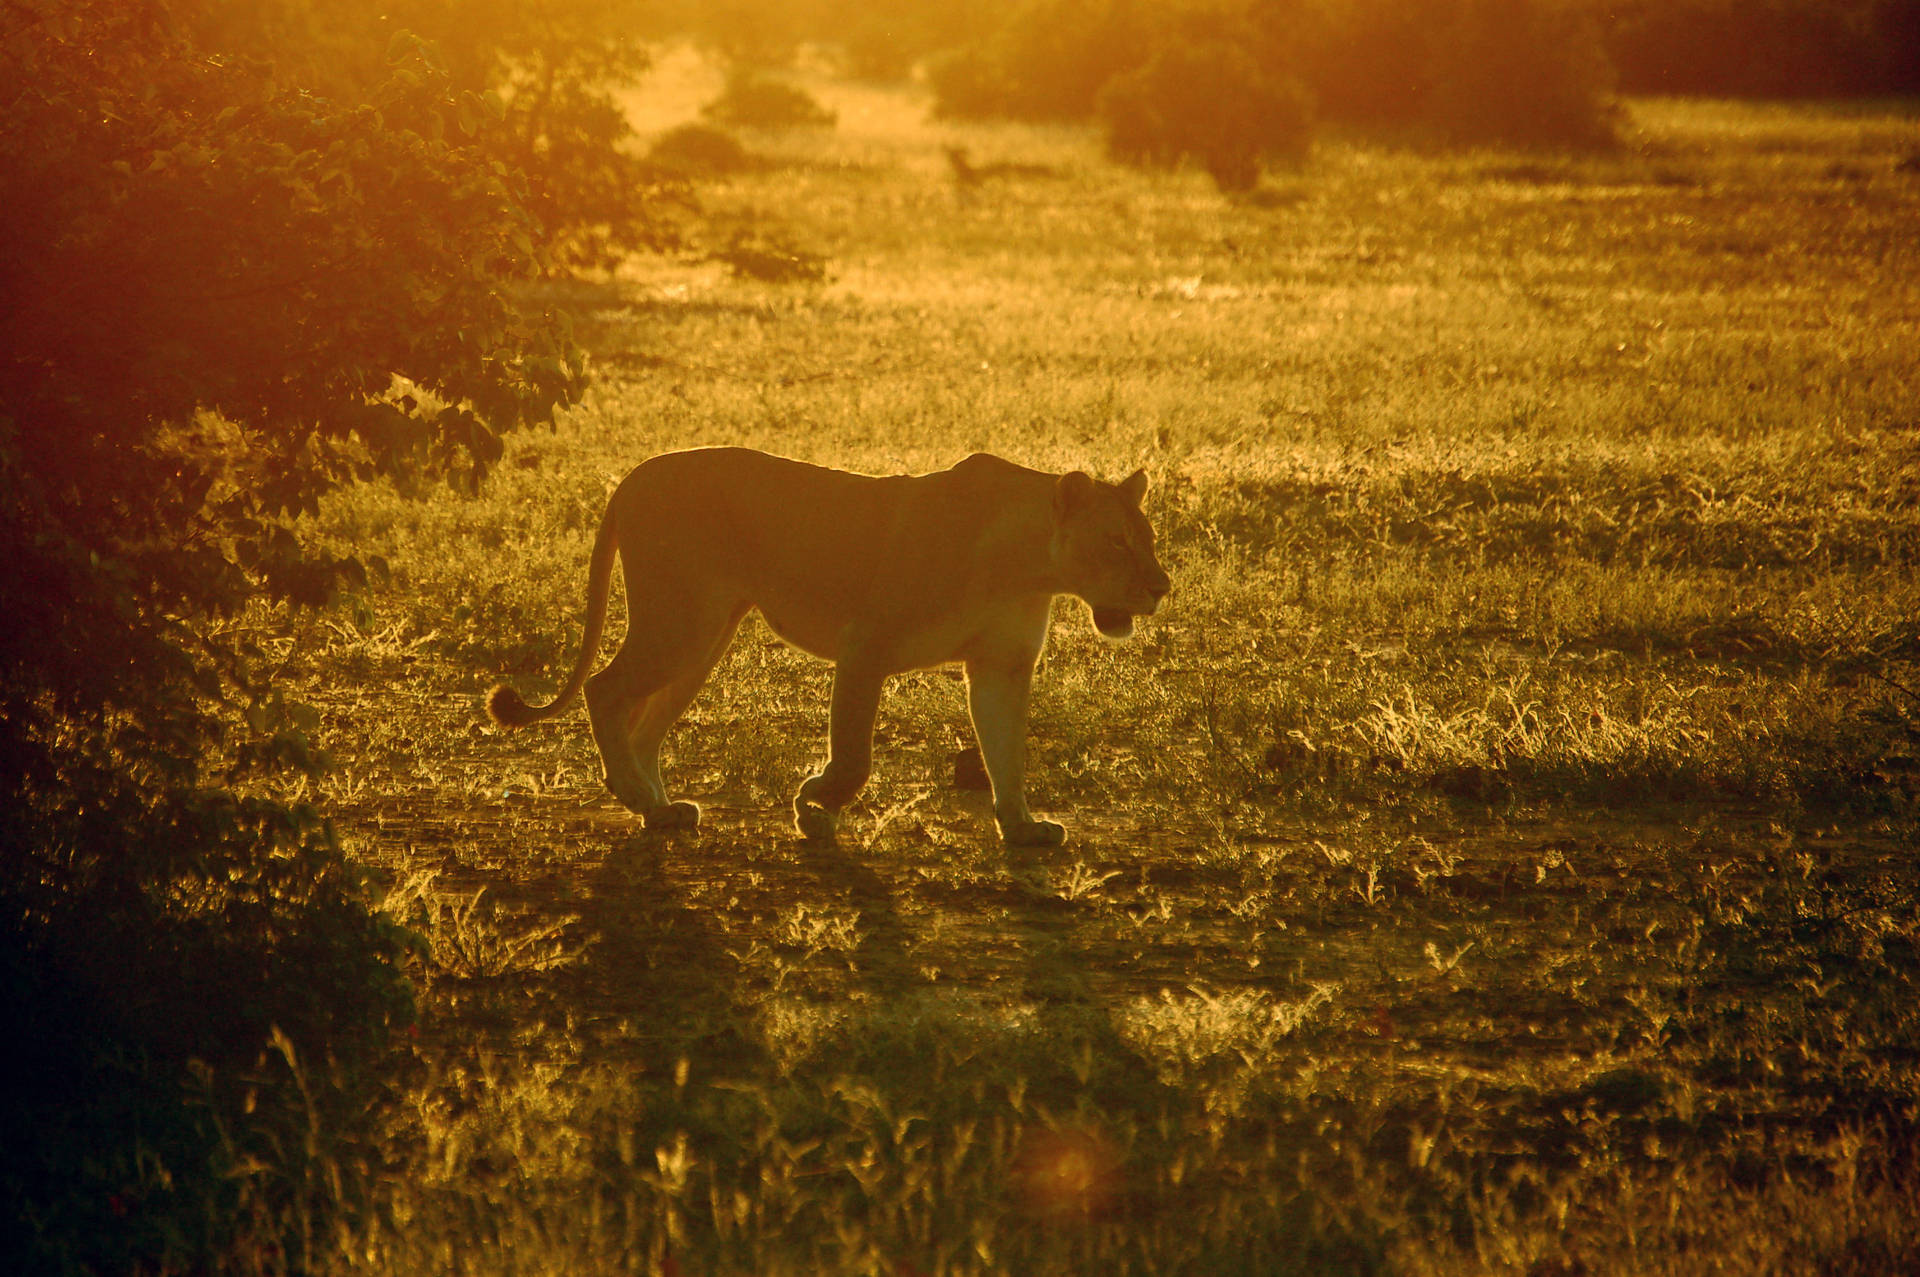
[485,684,537,728]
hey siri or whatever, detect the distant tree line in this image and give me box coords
[699,0,1920,99]
[1604,0,1920,98]
[919,0,1624,185]
[672,0,1920,187]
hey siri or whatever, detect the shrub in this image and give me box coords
[702,71,838,128]
[833,0,1002,80]
[939,0,1619,152]
[1099,39,1314,190]
[709,227,831,283]
[649,121,760,176]
[0,1,589,1268]
[923,44,1014,120]
[0,799,416,1276]
[1251,0,1443,129]
[1603,0,1920,97]
[1252,0,1618,147]
[928,0,1156,121]
[1427,0,1619,148]
[197,0,686,270]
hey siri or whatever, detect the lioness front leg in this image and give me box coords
[965,654,1064,847]
[794,665,885,842]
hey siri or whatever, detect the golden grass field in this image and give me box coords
[286,61,1920,1275]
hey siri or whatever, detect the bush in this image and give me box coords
[832,0,1005,80]
[195,0,686,271]
[1250,0,1617,148]
[928,0,1156,121]
[649,122,760,176]
[0,798,416,1275]
[939,0,1618,152]
[708,226,831,283]
[1603,0,1920,97]
[1251,0,1441,128]
[1427,0,1619,148]
[923,44,1003,119]
[1099,39,1314,190]
[702,71,837,128]
[0,1,589,1268]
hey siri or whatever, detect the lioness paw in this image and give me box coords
[794,802,838,843]
[603,775,655,815]
[1001,818,1067,848]
[644,801,701,832]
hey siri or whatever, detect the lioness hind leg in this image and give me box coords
[627,608,745,832]
[587,667,667,814]
[586,583,739,821]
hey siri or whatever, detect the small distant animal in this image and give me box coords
[486,448,1171,847]
[945,145,1059,188]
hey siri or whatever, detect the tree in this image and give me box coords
[0,1,588,1268]
[1099,38,1314,191]
[1427,0,1617,148]
[186,0,689,269]
[402,0,689,270]
[929,0,1156,122]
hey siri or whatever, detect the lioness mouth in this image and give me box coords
[1092,606,1136,639]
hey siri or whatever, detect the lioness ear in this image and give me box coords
[1118,468,1148,506]
[1054,470,1094,518]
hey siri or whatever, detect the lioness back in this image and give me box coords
[611,447,909,613]
[609,448,1057,662]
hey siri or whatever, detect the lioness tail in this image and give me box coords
[485,684,545,727]
[482,497,621,729]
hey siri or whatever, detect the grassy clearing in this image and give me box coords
[285,72,1920,1275]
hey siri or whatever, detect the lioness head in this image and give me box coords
[1052,468,1172,639]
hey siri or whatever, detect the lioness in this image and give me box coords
[486,447,1170,845]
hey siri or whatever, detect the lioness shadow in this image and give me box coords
[793,831,918,988]
[559,801,1161,1115]
[563,826,765,1069]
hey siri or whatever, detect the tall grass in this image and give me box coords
[300,80,1920,1275]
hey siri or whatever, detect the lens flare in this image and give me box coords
[1014,1125,1120,1219]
